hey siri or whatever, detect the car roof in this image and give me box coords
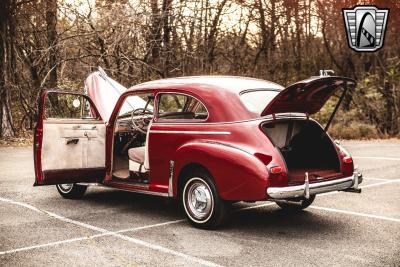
[129,75,284,93]
[127,76,284,122]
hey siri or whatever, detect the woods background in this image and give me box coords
[0,0,399,143]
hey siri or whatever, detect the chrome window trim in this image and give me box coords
[149,130,231,135]
[151,114,308,126]
[239,88,282,95]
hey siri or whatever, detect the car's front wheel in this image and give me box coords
[276,195,316,211]
[56,183,87,199]
[181,171,229,229]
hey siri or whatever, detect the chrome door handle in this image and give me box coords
[66,138,79,145]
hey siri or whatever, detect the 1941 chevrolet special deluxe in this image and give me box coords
[34,69,362,228]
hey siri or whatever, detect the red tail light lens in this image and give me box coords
[270,166,283,174]
[343,156,353,164]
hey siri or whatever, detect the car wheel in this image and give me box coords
[276,195,316,211]
[181,170,229,229]
[56,183,87,199]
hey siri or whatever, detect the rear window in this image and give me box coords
[240,90,279,114]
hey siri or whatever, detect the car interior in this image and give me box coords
[112,93,208,184]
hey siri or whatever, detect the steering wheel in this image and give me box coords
[131,108,153,134]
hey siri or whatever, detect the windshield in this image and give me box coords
[240,90,280,114]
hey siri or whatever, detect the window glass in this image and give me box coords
[118,93,154,117]
[44,93,97,119]
[157,93,208,120]
[240,90,279,114]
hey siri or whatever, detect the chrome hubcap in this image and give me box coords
[184,178,213,222]
[57,183,73,193]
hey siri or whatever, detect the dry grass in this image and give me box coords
[0,131,33,147]
[329,122,379,140]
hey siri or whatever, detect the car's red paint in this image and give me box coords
[261,76,356,116]
[34,75,356,202]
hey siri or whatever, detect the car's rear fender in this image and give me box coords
[174,141,270,201]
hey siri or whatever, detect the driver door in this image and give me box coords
[34,90,106,185]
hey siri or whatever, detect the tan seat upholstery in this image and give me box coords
[128,121,152,173]
[128,146,145,164]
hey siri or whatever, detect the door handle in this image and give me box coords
[66,138,79,145]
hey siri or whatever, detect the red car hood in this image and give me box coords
[261,76,356,116]
[85,71,151,122]
[85,71,127,122]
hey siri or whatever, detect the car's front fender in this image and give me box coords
[173,141,270,201]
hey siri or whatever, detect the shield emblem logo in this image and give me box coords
[342,6,389,52]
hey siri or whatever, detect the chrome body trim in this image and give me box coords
[110,185,169,197]
[267,171,362,199]
[150,130,230,135]
[78,182,169,197]
[168,160,174,197]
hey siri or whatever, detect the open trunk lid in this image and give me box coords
[261,76,356,117]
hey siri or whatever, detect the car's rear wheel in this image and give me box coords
[181,170,229,229]
[56,183,87,199]
[276,195,316,211]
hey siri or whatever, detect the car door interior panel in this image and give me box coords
[41,120,106,171]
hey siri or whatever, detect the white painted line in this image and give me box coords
[354,156,400,161]
[0,219,185,256]
[237,203,275,211]
[0,235,103,256]
[115,219,186,234]
[0,197,220,267]
[309,206,400,223]
[363,177,399,182]
[1,178,398,258]
[359,180,399,189]
[238,178,400,210]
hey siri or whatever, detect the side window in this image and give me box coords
[44,92,98,120]
[117,93,154,118]
[157,93,208,120]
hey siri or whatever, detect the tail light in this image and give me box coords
[343,156,353,164]
[270,166,283,174]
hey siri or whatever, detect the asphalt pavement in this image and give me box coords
[0,140,399,266]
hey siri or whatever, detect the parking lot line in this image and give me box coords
[1,178,398,260]
[0,197,220,267]
[0,217,186,256]
[237,203,275,211]
[309,206,400,223]
[363,177,398,181]
[0,235,101,256]
[354,156,400,161]
[238,178,399,210]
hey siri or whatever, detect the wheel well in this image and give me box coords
[177,163,211,198]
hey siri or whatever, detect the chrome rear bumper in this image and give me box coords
[267,171,362,200]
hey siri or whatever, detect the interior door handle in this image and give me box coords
[66,138,79,145]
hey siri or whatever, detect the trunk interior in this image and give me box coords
[262,119,342,183]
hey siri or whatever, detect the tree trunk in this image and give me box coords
[0,0,15,138]
[162,0,173,77]
[46,0,58,88]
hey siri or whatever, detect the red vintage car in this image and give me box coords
[34,70,362,228]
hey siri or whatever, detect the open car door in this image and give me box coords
[261,76,356,130]
[34,90,106,185]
